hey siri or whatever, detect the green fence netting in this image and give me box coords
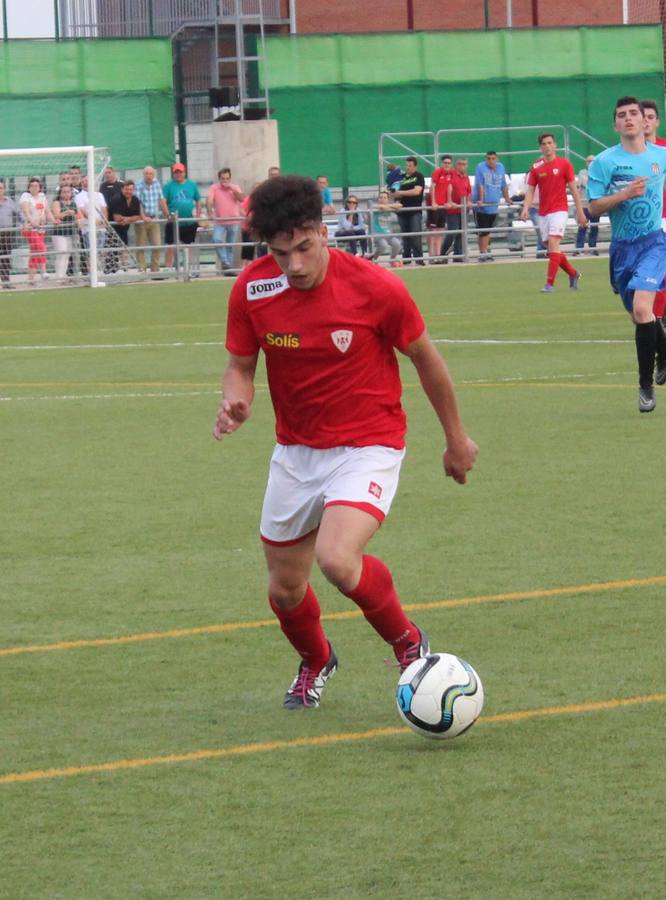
[0,40,175,169]
[264,26,664,186]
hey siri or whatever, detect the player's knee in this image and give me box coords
[316,547,358,593]
[268,577,309,610]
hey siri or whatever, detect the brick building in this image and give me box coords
[294,0,659,32]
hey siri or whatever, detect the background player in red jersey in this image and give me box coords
[642,99,666,323]
[520,133,587,293]
[213,175,478,710]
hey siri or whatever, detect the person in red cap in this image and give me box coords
[163,162,202,271]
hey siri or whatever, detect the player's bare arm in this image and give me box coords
[520,185,535,220]
[588,177,647,217]
[404,332,478,484]
[568,181,588,227]
[213,352,258,441]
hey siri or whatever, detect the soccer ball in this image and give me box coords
[396,653,484,740]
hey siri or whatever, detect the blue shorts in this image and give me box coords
[609,230,666,313]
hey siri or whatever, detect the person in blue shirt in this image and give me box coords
[587,95,666,413]
[472,151,511,261]
[316,175,336,215]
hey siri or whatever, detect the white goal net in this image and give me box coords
[0,146,114,290]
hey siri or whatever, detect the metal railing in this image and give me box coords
[57,0,285,38]
[0,202,612,291]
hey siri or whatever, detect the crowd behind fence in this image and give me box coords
[0,198,611,291]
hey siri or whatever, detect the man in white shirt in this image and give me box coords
[75,176,108,273]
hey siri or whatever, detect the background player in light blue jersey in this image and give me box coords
[587,96,666,412]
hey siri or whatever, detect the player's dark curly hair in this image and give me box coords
[249,175,323,240]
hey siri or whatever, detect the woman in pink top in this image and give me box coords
[207,167,243,270]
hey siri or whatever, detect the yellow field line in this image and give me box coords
[1,692,663,786]
[1,575,664,659]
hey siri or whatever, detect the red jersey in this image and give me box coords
[431,166,455,205]
[447,173,472,215]
[526,155,575,215]
[225,249,426,449]
[655,136,666,212]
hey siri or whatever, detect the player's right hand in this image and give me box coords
[625,177,648,199]
[212,398,251,441]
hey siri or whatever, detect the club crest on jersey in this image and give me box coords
[652,163,661,175]
[368,481,383,499]
[331,329,353,353]
[246,274,289,301]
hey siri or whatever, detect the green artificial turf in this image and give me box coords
[1,260,664,899]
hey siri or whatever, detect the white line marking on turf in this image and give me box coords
[0,341,226,351]
[433,339,632,345]
[0,390,221,403]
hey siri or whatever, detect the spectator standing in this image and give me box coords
[335,195,368,256]
[429,154,454,263]
[20,177,53,286]
[371,189,402,266]
[472,151,511,262]
[69,166,83,194]
[393,156,426,266]
[385,162,403,193]
[51,183,79,281]
[207,167,243,271]
[75,175,108,275]
[0,181,17,289]
[163,163,202,270]
[574,155,600,257]
[99,166,125,272]
[135,166,169,273]
[442,158,472,262]
[99,166,124,207]
[316,175,337,215]
[108,180,143,271]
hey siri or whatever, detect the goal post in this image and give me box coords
[0,145,110,289]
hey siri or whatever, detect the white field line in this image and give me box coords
[0,373,637,403]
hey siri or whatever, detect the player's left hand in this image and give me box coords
[212,398,251,441]
[443,437,479,485]
[577,213,588,227]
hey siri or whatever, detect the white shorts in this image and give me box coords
[538,210,569,243]
[260,444,406,545]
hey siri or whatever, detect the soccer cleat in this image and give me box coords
[639,386,656,413]
[569,271,581,290]
[540,284,554,293]
[283,644,338,709]
[656,357,666,386]
[394,627,431,673]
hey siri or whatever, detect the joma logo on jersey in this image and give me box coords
[246,275,289,300]
[265,332,300,348]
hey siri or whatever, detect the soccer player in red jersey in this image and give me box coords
[520,133,587,293]
[213,175,478,710]
[642,99,666,323]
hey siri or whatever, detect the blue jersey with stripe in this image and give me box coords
[587,142,666,241]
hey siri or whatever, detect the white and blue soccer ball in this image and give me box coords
[396,652,484,739]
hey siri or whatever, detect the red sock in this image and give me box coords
[546,252,560,285]
[344,555,418,652]
[653,291,666,318]
[269,585,330,671]
[558,252,577,277]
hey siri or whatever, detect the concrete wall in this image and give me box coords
[182,119,280,195]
